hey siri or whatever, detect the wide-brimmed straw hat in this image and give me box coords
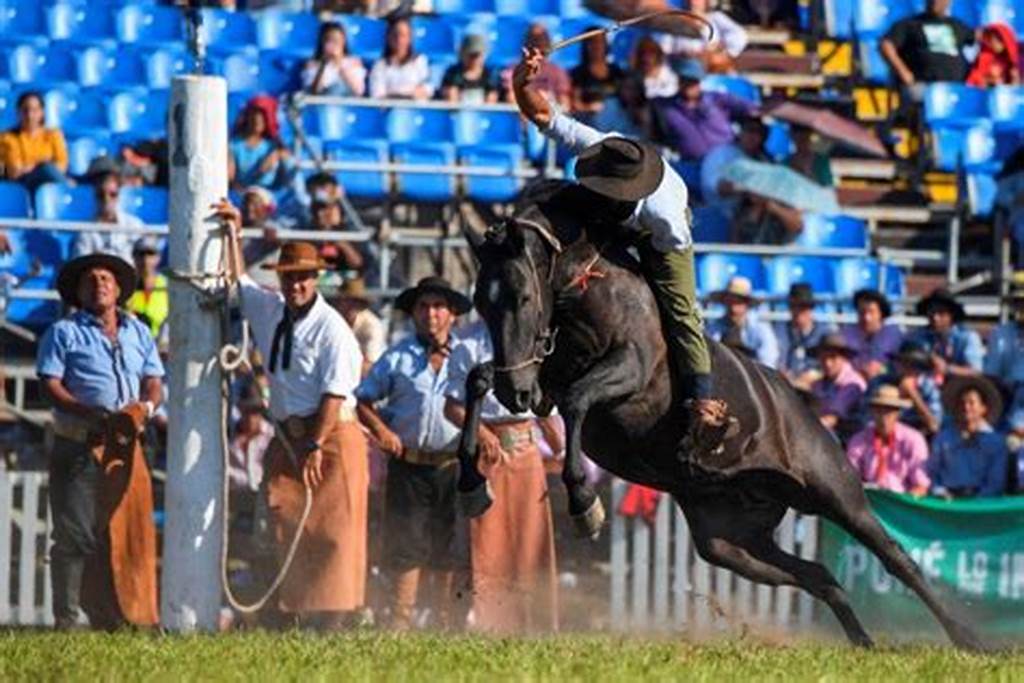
[916,288,966,322]
[395,276,472,315]
[853,288,892,319]
[941,375,1004,424]
[868,384,911,411]
[57,253,136,307]
[809,332,857,358]
[575,137,664,203]
[710,275,759,304]
[259,242,329,272]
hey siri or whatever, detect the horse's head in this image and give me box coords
[469,210,562,414]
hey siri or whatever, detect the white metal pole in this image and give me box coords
[162,75,228,632]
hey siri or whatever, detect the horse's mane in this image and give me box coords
[513,179,594,249]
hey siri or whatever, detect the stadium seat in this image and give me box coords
[765,256,835,296]
[989,86,1024,131]
[0,181,31,218]
[691,205,731,243]
[858,38,893,83]
[7,44,79,87]
[337,15,388,62]
[146,48,192,91]
[200,9,258,56]
[696,253,766,296]
[77,46,149,90]
[46,3,118,45]
[949,0,980,27]
[67,135,113,177]
[387,108,455,144]
[702,75,761,105]
[119,186,168,224]
[0,89,17,131]
[764,121,792,162]
[392,142,456,203]
[256,11,320,57]
[0,2,47,39]
[852,0,912,36]
[967,173,998,217]
[34,183,96,221]
[117,5,186,48]
[453,110,522,150]
[323,140,390,200]
[797,214,868,250]
[257,52,302,95]
[410,16,457,60]
[931,126,966,172]
[671,159,702,202]
[495,0,559,16]
[308,105,388,142]
[2,272,60,331]
[433,0,498,14]
[923,83,989,128]
[982,0,1024,34]
[823,0,855,39]
[460,146,523,203]
[216,53,261,93]
[833,257,904,299]
[44,89,110,139]
[962,126,1021,173]
[484,16,531,65]
[107,91,169,139]
[560,0,597,19]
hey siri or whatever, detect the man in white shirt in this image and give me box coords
[218,200,368,630]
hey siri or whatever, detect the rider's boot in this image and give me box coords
[678,373,739,464]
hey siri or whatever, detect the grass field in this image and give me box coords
[0,630,1021,681]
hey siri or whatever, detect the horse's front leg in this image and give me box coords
[456,362,495,518]
[561,342,649,540]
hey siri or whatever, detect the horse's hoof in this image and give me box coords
[458,481,494,518]
[571,497,605,540]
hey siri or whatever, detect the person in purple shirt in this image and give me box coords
[810,333,868,442]
[650,59,759,162]
[842,289,903,382]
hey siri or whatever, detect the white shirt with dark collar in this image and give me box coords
[239,274,362,420]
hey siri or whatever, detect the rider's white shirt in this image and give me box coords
[543,108,692,253]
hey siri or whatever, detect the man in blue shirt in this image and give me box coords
[36,253,163,630]
[355,276,471,630]
[910,288,984,379]
[775,282,832,387]
[706,276,780,368]
[929,376,1008,498]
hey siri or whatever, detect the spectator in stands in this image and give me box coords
[0,91,68,191]
[570,28,625,118]
[909,288,984,378]
[880,0,975,91]
[369,16,433,101]
[74,169,144,262]
[810,333,867,440]
[335,277,386,376]
[658,0,749,72]
[1005,409,1024,494]
[651,59,758,162]
[441,34,501,105]
[229,97,293,193]
[776,283,832,389]
[842,289,903,381]
[280,171,343,228]
[700,115,768,213]
[731,188,805,245]
[706,276,780,368]
[309,194,367,276]
[967,23,1021,87]
[228,387,273,496]
[502,24,571,110]
[929,376,1008,498]
[885,340,943,436]
[985,289,1024,414]
[127,237,168,340]
[302,22,368,98]
[786,125,833,187]
[629,36,679,101]
[846,384,931,495]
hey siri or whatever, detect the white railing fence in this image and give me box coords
[609,480,820,634]
[0,471,53,626]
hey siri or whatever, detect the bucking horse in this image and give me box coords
[453,180,981,649]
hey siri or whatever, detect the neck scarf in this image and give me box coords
[269,297,316,373]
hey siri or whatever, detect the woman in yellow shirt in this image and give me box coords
[0,91,68,190]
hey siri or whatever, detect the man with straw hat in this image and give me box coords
[846,384,931,495]
[928,375,1009,499]
[217,199,368,629]
[37,252,163,629]
[355,276,472,630]
[809,333,867,441]
[706,275,780,368]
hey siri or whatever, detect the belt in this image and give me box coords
[52,419,103,445]
[401,449,458,467]
[282,405,357,441]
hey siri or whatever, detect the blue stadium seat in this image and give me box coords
[949,0,980,27]
[257,52,302,95]
[108,91,169,138]
[323,141,390,200]
[119,186,168,224]
[67,135,113,177]
[989,86,1024,131]
[486,16,531,65]
[34,183,96,221]
[216,53,262,93]
[256,11,320,57]
[77,46,148,90]
[3,272,60,331]
[0,2,47,39]
[337,15,388,62]
[967,173,998,217]
[858,38,893,83]
[453,110,521,150]
[45,89,110,139]
[146,48,192,91]
[823,0,855,39]
[764,121,792,162]
[671,159,702,201]
[46,3,118,45]
[308,105,388,142]
[116,5,185,48]
[765,256,835,296]
[931,126,966,172]
[392,142,456,203]
[387,108,455,144]
[7,44,79,87]
[834,257,904,299]
[410,16,457,60]
[797,214,868,249]
[923,83,989,128]
[0,181,31,218]
[702,75,761,105]
[460,146,523,203]
[0,88,17,131]
[696,253,766,295]
[853,0,912,36]
[433,0,497,13]
[963,126,1021,173]
[691,206,731,243]
[982,0,1024,34]
[200,9,257,56]
[495,0,559,16]
[560,0,596,18]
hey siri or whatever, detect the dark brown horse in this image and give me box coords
[454,181,981,649]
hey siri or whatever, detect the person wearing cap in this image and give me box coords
[841,289,904,381]
[650,58,758,162]
[908,288,984,379]
[443,318,560,633]
[73,168,144,262]
[36,253,163,629]
[984,289,1024,415]
[880,339,943,435]
[706,276,780,368]
[441,34,501,105]
[845,384,931,495]
[336,277,386,375]
[809,333,867,440]
[354,276,472,630]
[928,376,1008,499]
[513,46,736,458]
[218,200,369,628]
[126,237,167,339]
[776,283,834,388]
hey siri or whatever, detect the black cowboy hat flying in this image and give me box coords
[396,276,472,315]
[575,137,664,203]
[57,253,136,307]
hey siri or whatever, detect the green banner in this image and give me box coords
[818,490,1024,640]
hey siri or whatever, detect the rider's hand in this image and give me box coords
[376,427,404,458]
[513,47,545,90]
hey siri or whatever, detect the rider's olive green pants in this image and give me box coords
[636,238,712,377]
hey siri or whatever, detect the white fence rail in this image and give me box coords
[609,480,819,633]
[0,471,52,626]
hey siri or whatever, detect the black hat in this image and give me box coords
[395,276,472,315]
[890,339,932,371]
[575,137,664,203]
[787,282,815,308]
[916,288,966,323]
[942,375,1004,424]
[57,253,136,308]
[853,288,892,319]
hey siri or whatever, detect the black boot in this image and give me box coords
[51,557,85,630]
